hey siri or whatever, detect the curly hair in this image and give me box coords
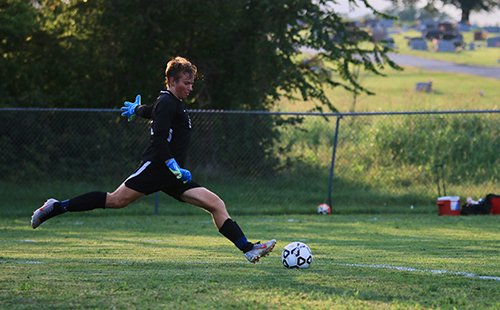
[165,56,199,87]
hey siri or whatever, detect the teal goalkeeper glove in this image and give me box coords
[166,158,192,183]
[121,94,141,122]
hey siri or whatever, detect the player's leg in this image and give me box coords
[180,187,276,263]
[30,184,143,229]
[31,191,106,229]
[180,187,230,229]
[30,160,152,229]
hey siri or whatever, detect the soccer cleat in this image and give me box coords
[244,239,276,263]
[31,198,60,229]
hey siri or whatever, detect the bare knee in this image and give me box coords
[182,187,227,213]
[181,187,230,229]
[105,187,143,209]
[106,193,135,209]
[105,193,129,209]
[206,196,226,213]
[213,196,226,211]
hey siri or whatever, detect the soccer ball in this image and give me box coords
[282,242,313,269]
[317,203,331,215]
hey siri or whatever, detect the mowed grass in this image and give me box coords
[1,213,500,309]
[277,66,500,113]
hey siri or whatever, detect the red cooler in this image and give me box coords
[438,196,461,216]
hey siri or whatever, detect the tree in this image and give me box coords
[1,0,401,111]
[0,0,51,106]
[399,6,419,21]
[441,0,500,23]
[390,0,500,23]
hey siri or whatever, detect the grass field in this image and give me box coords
[2,213,500,309]
[278,59,500,113]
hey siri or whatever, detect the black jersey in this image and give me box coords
[135,90,192,166]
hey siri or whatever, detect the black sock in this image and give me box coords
[219,219,254,253]
[63,191,107,212]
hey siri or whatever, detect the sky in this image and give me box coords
[331,0,500,27]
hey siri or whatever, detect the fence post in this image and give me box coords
[154,192,159,215]
[328,115,343,209]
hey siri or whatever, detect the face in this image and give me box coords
[169,73,194,100]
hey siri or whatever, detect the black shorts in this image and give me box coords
[124,161,201,201]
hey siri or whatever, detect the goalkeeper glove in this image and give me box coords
[121,94,141,122]
[166,158,192,183]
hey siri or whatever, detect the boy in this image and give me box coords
[31,56,275,263]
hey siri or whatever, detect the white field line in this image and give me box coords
[1,259,498,281]
[337,263,500,281]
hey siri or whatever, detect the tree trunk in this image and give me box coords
[461,8,470,23]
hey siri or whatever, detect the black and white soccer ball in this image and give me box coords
[282,242,313,269]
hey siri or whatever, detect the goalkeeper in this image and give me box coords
[30,56,275,263]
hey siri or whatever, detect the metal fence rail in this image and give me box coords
[1,108,499,214]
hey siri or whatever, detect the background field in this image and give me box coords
[390,30,500,67]
[277,63,500,113]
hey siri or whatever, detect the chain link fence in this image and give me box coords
[1,108,499,215]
